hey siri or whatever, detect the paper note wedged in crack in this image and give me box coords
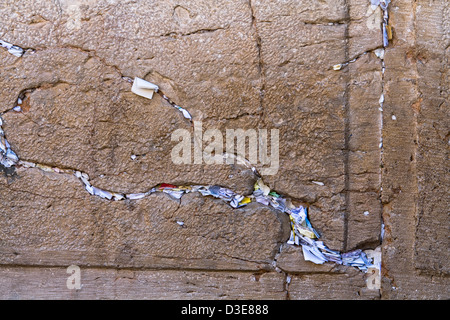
[131,77,159,99]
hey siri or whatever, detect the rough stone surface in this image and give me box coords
[287,268,380,300]
[379,0,449,299]
[0,167,290,270]
[0,0,448,299]
[0,266,287,299]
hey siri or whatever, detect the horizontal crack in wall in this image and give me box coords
[1,2,392,274]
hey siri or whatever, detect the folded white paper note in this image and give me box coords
[131,77,159,100]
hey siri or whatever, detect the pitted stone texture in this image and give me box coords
[0,167,290,270]
[251,0,383,251]
[380,0,449,299]
[412,1,449,275]
[2,0,448,300]
[288,268,378,300]
[0,0,262,122]
[1,0,384,256]
[0,267,287,299]
[0,47,257,195]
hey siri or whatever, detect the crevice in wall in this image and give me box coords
[332,46,385,71]
[247,0,266,120]
[1,0,391,275]
[0,78,375,274]
[342,0,351,254]
[160,26,228,38]
[332,0,392,291]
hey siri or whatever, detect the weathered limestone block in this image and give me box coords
[0,168,290,270]
[0,266,287,299]
[380,0,449,299]
[1,0,448,300]
[412,1,449,275]
[287,267,377,300]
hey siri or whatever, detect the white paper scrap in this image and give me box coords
[374,48,385,60]
[180,107,192,120]
[92,187,113,200]
[126,193,146,200]
[379,94,384,106]
[302,245,326,264]
[131,77,159,100]
[112,193,125,201]
[85,184,94,195]
[5,149,18,162]
[8,46,24,57]
[0,40,24,57]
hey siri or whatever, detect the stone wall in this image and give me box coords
[0,0,448,299]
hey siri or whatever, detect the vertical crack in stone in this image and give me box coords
[284,273,292,300]
[342,0,351,253]
[248,0,266,120]
[377,0,395,296]
[0,6,384,273]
